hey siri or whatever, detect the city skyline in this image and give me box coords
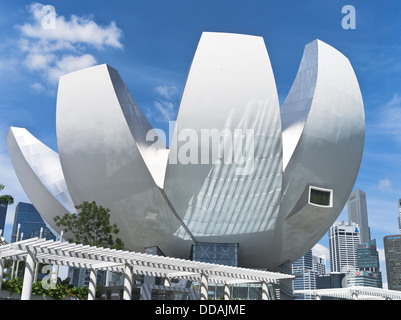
[1,1,401,289]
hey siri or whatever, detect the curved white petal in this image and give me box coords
[163,32,283,267]
[6,127,75,235]
[272,39,365,267]
[56,64,193,256]
[280,40,319,170]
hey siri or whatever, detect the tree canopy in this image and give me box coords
[54,201,124,250]
[0,184,14,205]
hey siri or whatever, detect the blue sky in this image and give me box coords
[1,1,401,287]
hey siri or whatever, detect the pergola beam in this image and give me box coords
[295,287,401,300]
[0,238,294,300]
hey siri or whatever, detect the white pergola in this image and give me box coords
[0,237,294,300]
[295,287,401,300]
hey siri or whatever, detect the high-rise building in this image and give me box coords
[0,202,7,235]
[313,255,327,275]
[292,250,326,300]
[347,189,371,244]
[383,234,401,291]
[12,202,57,242]
[329,221,360,273]
[398,199,401,234]
[354,239,382,288]
[292,250,314,300]
[357,239,380,272]
[347,271,382,288]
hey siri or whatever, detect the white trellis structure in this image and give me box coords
[295,287,401,300]
[0,237,294,300]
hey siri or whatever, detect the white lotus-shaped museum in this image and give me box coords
[7,32,364,269]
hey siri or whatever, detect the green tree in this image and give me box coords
[53,201,124,250]
[0,184,14,205]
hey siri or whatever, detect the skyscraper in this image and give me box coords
[398,199,401,234]
[0,202,7,235]
[12,202,56,241]
[347,189,371,244]
[313,255,327,275]
[383,235,401,291]
[292,250,326,300]
[329,221,360,273]
[354,239,382,288]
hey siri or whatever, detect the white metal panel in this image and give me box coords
[56,64,193,258]
[6,127,75,236]
[272,39,365,267]
[164,32,283,267]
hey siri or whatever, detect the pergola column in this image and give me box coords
[0,259,4,292]
[123,264,134,300]
[88,268,97,300]
[200,273,208,300]
[224,283,231,300]
[261,281,270,300]
[21,250,36,300]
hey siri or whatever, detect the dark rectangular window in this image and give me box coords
[310,188,331,206]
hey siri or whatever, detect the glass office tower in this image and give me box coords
[355,239,382,288]
[384,235,401,291]
[0,202,7,235]
[12,202,57,241]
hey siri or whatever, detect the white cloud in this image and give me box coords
[16,3,123,88]
[47,54,97,83]
[24,52,55,71]
[155,85,179,100]
[377,94,401,143]
[30,81,45,92]
[146,85,179,123]
[19,3,123,50]
[312,243,329,261]
[378,178,393,192]
[154,100,177,122]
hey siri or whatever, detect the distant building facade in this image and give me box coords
[292,250,326,300]
[313,255,327,275]
[68,267,107,288]
[329,221,360,273]
[347,189,370,244]
[0,202,7,235]
[354,239,382,288]
[398,199,401,234]
[317,273,345,290]
[384,234,401,291]
[12,202,57,242]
